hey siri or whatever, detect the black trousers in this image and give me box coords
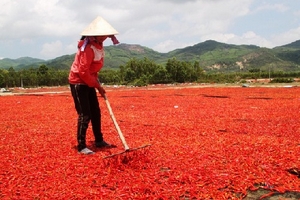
[70,84,103,151]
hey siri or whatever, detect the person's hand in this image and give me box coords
[97,86,106,97]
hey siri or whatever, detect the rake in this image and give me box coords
[102,93,151,159]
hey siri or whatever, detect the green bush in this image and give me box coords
[270,78,294,83]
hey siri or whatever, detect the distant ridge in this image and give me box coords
[1,40,300,72]
[0,57,44,69]
[276,40,300,49]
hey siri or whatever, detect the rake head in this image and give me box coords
[103,144,151,159]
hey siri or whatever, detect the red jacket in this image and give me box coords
[68,40,104,88]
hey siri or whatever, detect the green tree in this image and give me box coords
[165,58,193,83]
[99,69,121,85]
[193,61,204,82]
[150,65,169,84]
[8,67,18,87]
[121,57,160,85]
[0,69,9,88]
[37,64,49,86]
[26,68,38,87]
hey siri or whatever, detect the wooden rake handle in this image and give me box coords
[103,94,130,151]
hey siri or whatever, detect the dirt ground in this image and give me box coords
[244,188,300,200]
[1,81,299,96]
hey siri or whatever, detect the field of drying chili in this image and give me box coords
[0,86,299,199]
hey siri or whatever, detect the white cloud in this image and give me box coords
[201,31,273,48]
[236,32,272,47]
[113,0,254,52]
[0,0,300,59]
[154,39,194,53]
[271,26,300,47]
[201,33,236,44]
[40,40,64,59]
[254,3,289,13]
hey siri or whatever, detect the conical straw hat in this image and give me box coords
[81,16,119,36]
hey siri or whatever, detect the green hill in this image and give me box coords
[104,43,163,68]
[46,54,75,70]
[1,40,300,72]
[273,40,300,65]
[0,57,45,70]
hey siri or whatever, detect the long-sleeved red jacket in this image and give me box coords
[68,40,104,88]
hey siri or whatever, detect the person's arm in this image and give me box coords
[97,80,106,97]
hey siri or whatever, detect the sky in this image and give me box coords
[1,0,300,60]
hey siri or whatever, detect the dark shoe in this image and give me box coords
[95,141,116,148]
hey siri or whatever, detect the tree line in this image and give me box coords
[0,57,299,88]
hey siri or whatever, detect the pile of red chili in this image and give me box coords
[0,86,299,199]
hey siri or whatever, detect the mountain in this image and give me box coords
[1,40,300,72]
[276,40,300,49]
[44,54,75,70]
[0,57,45,70]
[273,40,300,66]
[104,43,163,68]
[28,43,163,70]
[166,40,261,69]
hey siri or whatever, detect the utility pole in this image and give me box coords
[20,77,23,88]
[269,64,271,82]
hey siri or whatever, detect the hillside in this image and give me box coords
[104,43,163,69]
[0,57,44,70]
[273,40,300,65]
[1,40,300,72]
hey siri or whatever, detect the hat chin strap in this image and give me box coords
[109,35,119,45]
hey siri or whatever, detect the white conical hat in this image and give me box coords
[81,16,119,36]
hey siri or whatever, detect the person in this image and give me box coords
[68,16,120,155]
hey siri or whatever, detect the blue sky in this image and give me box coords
[0,0,300,60]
